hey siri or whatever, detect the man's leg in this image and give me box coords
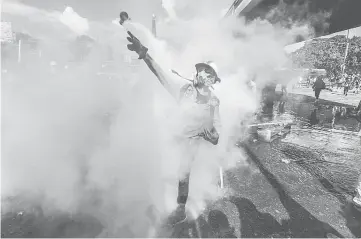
[165,174,190,226]
[167,139,198,225]
[315,88,321,99]
[278,101,285,113]
[177,174,190,205]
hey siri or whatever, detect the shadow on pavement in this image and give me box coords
[241,143,344,238]
[229,197,285,237]
[339,203,361,238]
[289,93,354,108]
[207,209,237,238]
[318,177,348,204]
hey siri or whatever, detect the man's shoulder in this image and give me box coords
[179,83,195,101]
[180,83,193,92]
[179,83,194,96]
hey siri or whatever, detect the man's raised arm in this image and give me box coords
[126,31,176,98]
[142,54,176,98]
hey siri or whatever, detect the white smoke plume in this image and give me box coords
[59,6,89,36]
[162,0,178,21]
[1,0,313,237]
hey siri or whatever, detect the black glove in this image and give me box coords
[126,31,148,60]
[199,127,219,145]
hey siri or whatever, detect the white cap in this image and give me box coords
[206,61,219,75]
[195,61,221,82]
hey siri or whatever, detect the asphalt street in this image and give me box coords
[159,125,361,238]
[2,90,361,238]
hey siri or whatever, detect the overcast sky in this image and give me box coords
[1,0,236,42]
[16,0,164,24]
[3,0,234,27]
[2,0,165,29]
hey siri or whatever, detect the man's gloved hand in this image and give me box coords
[199,127,219,145]
[126,31,148,60]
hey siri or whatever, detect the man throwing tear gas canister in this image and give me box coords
[125,31,221,225]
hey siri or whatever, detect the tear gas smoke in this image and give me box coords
[1,0,319,237]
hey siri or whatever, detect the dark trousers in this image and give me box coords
[344,86,349,96]
[177,173,190,204]
[314,88,322,99]
[176,139,198,206]
[278,101,285,113]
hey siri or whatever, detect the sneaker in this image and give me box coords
[166,204,187,226]
[353,197,361,212]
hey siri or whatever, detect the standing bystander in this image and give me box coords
[312,75,326,101]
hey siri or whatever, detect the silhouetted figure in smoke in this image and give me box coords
[278,84,287,114]
[125,31,221,226]
[312,75,326,101]
[278,101,285,114]
[261,80,277,119]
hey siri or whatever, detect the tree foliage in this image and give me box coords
[245,0,361,38]
[346,36,361,73]
[291,35,361,78]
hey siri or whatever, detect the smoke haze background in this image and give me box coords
[1,0,326,236]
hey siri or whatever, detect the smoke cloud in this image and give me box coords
[1,0,314,237]
[59,6,90,35]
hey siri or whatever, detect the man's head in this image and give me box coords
[195,61,221,87]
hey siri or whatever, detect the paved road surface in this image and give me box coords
[290,88,360,106]
[2,89,361,238]
[160,126,361,238]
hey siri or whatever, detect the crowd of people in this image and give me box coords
[339,73,361,95]
[307,73,361,100]
[308,73,361,212]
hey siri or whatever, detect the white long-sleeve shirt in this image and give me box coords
[174,83,221,138]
